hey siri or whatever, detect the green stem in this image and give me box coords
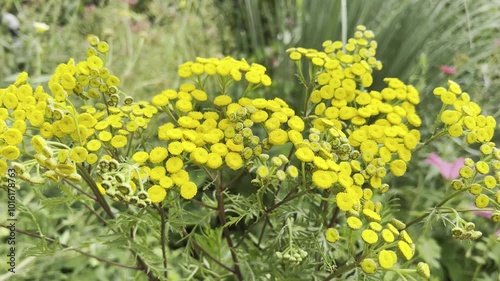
[77,164,115,219]
[413,129,447,154]
[216,171,244,281]
[405,188,468,229]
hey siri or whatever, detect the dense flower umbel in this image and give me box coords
[2,26,499,279]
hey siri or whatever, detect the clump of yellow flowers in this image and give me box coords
[1,25,498,280]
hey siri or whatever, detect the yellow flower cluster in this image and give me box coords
[434,80,496,142]
[285,26,422,224]
[178,57,272,86]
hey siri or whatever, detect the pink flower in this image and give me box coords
[474,209,492,219]
[439,65,457,75]
[425,152,464,180]
[473,209,500,236]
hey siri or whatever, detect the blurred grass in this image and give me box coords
[1,0,224,98]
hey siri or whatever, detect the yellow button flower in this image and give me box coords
[86,139,102,151]
[474,194,489,208]
[361,258,377,274]
[150,147,169,163]
[213,95,232,107]
[381,229,395,243]
[346,216,362,229]
[325,228,340,243]
[398,240,414,260]
[148,185,166,203]
[312,170,335,189]
[69,146,88,163]
[225,152,243,170]
[361,229,378,244]
[337,192,355,211]
[378,250,397,269]
[389,160,407,177]
[295,147,315,162]
[180,181,197,200]
[206,153,223,169]
[110,135,127,148]
[1,146,20,160]
[132,151,149,163]
[268,129,288,146]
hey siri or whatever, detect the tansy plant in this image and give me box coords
[0,25,498,280]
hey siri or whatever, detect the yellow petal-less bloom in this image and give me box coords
[213,95,232,107]
[417,262,431,280]
[363,208,381,222]
[180,181,197,199]
[225,152,243,170]
[336,192,354,211]
[378,250,397,269]
[99,131,112,142]
[475,161,489,174]
[110,135,127,148]
[361,258,377,274]
[361,229,378,244]
[86,139,102,151]
[32,135,46,154]
[132,151,149,163]
[448,124,463,137]
[268,129,288,146]
[148,185,166,203]
[295,147,315,162]
[381,229,395,243]
[346,216,362,230]
[474,194,489,208]
[312,170,334,189]
[206,153,223,169]
[286,165,299,178]
[389,160,407,177]
[166,157,183,173]
[69,146,88,163]
[150,147,169,163]
[398,240,414,260]
[459,166,473,179]
[325,228,340,243]
[87,153,98,165]
[1,146,20,160]
[3,128,23,145]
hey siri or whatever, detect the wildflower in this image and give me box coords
[148,185,166,203]
[417,262,431,279]
[347,216,362,230]
[361,229,378,244]
[268,129,288,146]
[225,152,243,170]
[69,147,88,163]
[378,250,397,269]
[1,146,20,160]
[474,194,489,208]
[398,240,414,260]
[312,170,335,189]
[325,228,340,243]
[389,159,407,177]
[180,181,197,199]
[381,229,395,243]
[361,258,377,274]
[425,152,464,180]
